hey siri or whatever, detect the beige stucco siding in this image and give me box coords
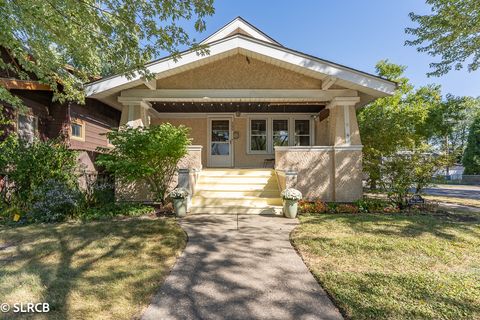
[156,54,322,89]
[151,117,208,165]
[334,150,363,202]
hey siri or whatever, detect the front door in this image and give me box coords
[208,118,233,167]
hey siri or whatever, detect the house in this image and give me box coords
[0,48,121,177]
[85,17,396,211]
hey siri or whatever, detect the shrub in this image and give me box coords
[298,200,327,214]
[462,112,480,174]
[77,203,153,222]
[355,198,391,213]
[29,179,80,223]
[0,137,78,211]
[97,123,190,204]
[335,204,360,214]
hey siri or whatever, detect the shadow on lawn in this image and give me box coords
[302,213,479,241]
[0,219,184,319]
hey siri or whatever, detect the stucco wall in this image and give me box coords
[156,54,322,89]
[334,149,363,202]
[275,147,363,202]
[275,148,334,201]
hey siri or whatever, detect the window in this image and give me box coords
[250,119,267,152]
[17,114,38,143]
[70,119,85,141]
[248,116,312,153]
[294,120,311,146]
[273,119,288,147]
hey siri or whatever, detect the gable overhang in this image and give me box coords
[199,16,282,46]
[85,34,396,109]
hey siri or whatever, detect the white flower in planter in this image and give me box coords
[170,188,189,199]
[281,188,302,201]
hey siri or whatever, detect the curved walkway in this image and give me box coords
[142,215,342,320]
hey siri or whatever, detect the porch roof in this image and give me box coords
[85,18,397,110]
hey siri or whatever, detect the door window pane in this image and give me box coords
[211,143,230,155]
[250,119,267,151]
[273,119,288,146]
[211,120,229,142]
[294,120,310,146]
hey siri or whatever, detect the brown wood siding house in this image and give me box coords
[0,48,121,175]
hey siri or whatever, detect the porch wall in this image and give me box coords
[275,147,362,202]
[151,116,274,168]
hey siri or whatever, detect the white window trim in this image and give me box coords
[247,115,314,155]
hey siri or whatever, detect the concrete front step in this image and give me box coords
[198,176,275,184]
[196,184,279,192]
[190,168,281,215]
[194,190,281,198]
[189,206,283,215]
[200,169,274,177]
[192,197,283,207]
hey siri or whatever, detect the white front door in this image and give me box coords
[208,118,233,167]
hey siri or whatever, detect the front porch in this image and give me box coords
[140,97,364,203]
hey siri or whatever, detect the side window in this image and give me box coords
[70,119,85,141]
[17,114,38,143]
[294,120,311,146]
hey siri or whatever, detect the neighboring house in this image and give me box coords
[0,49,121,177]
[85,17,397,204]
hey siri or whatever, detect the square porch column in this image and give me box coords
[119,100,152,128]
[326,97,363,202]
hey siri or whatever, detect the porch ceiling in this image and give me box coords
[151,102,325,113]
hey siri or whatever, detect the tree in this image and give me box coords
[405,0,480,76]
[427,94,480,166]
[358,60,442,189]
[462,113,480,174]
[97,123,190,204]
[0,0,214,107]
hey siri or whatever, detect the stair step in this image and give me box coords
[194,190,280,198]
[196,184,279,192]
[198,176,274,184]
[189,206,283,215]
[201,169,273,177]
[192,197,283,207]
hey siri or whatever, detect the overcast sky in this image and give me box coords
[177,0,480,98]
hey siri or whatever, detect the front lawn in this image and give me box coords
[291,213,480,320]
[0,217,186,319]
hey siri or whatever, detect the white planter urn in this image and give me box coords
[283,199,298,218]
[281,188,302,219]
[173,198,188,217]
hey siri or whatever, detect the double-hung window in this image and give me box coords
[294,120,311,146]
[17,114,38,143]
[273,119,289,147]
[250,119,267,152]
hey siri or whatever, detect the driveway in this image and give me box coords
[142,215,343,320]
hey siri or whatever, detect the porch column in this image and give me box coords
[119,100,152,128]
[326,97,363,202]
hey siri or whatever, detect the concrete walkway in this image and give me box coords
[142,215,343,320]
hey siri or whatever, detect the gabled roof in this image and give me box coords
[85,17,396,108]
[199,16,282,46]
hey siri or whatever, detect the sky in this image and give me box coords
[178,0,480,98]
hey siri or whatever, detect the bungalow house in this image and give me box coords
[85,17,396,214]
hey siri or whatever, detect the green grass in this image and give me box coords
[291,213,480,320]
[0,217,186,319]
